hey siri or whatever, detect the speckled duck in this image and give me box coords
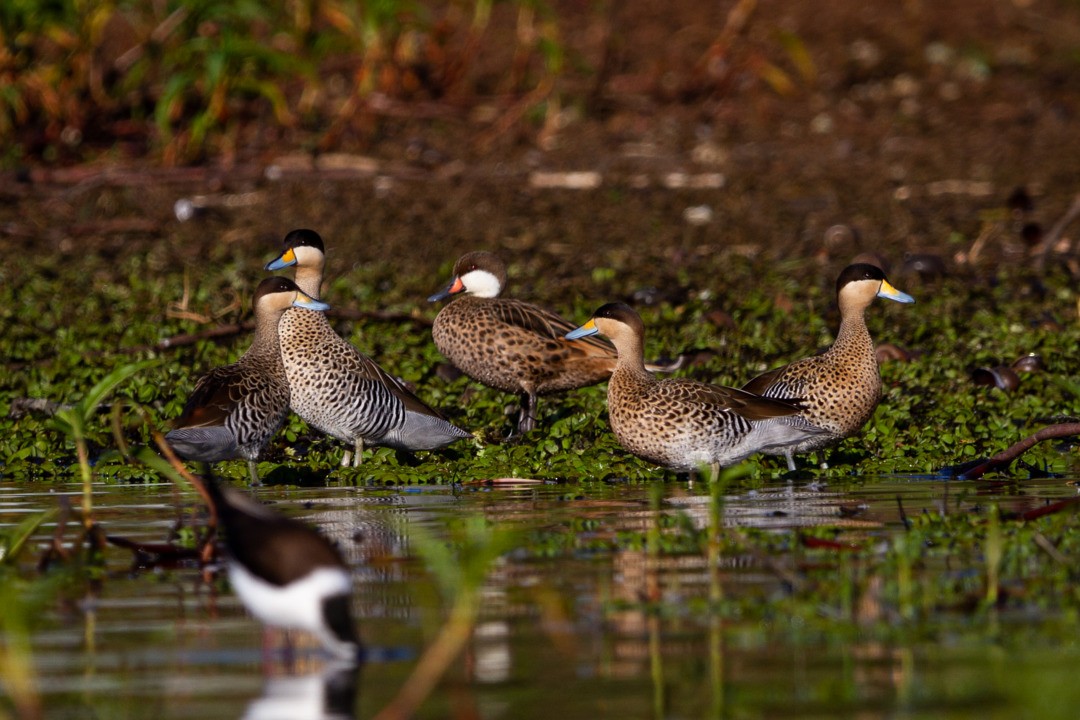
[167,277,329,484]
[266,229,471,466]
[566,302,818,477]
[429,251,673,434]
[741,263,915,470]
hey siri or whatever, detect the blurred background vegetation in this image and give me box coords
[0,0,833,166]
[0,0,569,164]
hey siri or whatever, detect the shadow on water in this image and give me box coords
[3,471,1080,718]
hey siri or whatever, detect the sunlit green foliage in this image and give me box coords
[49,359,159,524]
[0,0,562,163]
[1,231,1077,486]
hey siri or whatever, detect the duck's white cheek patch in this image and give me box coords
[460,269,502,298]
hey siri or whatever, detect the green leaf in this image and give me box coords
[156,74,192,133]
[134,445,189,487]
[49,410,77,439]
[77,359,160,419]
[0,507,57,565]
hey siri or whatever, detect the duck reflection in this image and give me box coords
[242,661,361,720]
[471,620,512,684]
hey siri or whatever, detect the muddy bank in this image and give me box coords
[3,0,1079,302]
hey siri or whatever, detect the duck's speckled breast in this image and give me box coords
[606,372,758,471]
[763,335,881,439]
[277,307,391,440]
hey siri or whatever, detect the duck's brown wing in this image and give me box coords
[174,366,244,428]
[491,299,618,357]
[741,364,794,397]
[660,378,803,421]
[718,385,805,421]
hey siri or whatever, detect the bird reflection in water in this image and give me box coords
[242,661,361,720]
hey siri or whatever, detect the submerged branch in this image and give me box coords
[947,422,1080,479]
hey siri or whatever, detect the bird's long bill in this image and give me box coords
[265,247,297,271]
[878,280,916,304]
[565,319,599,340]
[294,290,330,312]
[427,276,465,303]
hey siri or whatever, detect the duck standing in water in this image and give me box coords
[167,277,329,485]
[741,263,915,470]
[266,229,471,466]
[429,251,671,435]
[566,302,816,478]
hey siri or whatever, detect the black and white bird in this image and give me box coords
[241,663,360,720]
[200,475,361,663]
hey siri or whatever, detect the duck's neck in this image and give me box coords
[248,311,284,361]
[611,335,651,379]
[830,302,874,359]
[607,335,654,419]
[293,265,324,300]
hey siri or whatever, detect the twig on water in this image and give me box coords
[947,422,1080,480]
[130,406,220,564]
[1011,496,1080,522]
[896,496,911,531]
[145,421,219,537]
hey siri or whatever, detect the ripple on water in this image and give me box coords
[3,472,1080,717]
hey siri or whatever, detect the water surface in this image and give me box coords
[3,472,1079,719]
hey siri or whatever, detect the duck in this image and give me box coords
[166,277,330,485]
[566,302,817,477]
[196,473,361,663]
[740,263,916,470]
[428,251,672,434]
[265,229,471,466]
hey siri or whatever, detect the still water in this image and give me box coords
[3,473,1080,719]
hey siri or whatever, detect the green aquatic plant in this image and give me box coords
[143,0,306,162]
[0,508,56,566]
[49,360,159,528]
[1057,377,1080,398]
[3,245,1077,487]
[0,576,43,720]
[2,188,1079,487]
[376,514,517,719]
[0,0,572,163]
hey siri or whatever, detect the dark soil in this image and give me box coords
[4,0,1080,299]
